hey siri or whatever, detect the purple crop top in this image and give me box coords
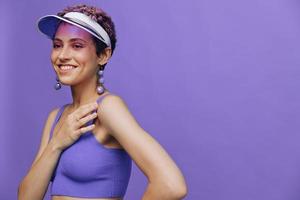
[48,93,132,198]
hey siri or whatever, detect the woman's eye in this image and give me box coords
[73,44,83,49]
[53,44,61,48]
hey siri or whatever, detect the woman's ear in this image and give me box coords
[98,48,112,66]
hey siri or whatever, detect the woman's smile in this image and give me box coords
[58,64,78,74]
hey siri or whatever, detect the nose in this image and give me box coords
[58,46,71,61]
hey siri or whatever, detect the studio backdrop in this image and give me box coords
[1,0,300,199]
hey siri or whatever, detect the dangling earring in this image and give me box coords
[54,76,61,90]
[97,65,105,94]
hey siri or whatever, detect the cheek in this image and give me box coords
[50,50,58,63]
[75,50,98,66]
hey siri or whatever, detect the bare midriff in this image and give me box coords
[52,196,122,200]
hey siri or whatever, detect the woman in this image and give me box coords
[18,4,187,200]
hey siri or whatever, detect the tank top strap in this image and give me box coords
[86,93,112,125]
[49,104,68,142]
[96,92,112,104]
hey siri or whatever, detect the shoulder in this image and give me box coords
[97,93,132,124]
[100,93,124,104]
[98,93,127,111]
[45,105,66,129]
[41,107,61,137]
[49,107,60,117]
[44,105,66,139]
[47,107,61,123]
[96,93,141,138]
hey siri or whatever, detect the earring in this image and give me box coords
[54,76,61,90]
[97,65,105,94]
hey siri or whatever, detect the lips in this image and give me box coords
[58,64,77,72]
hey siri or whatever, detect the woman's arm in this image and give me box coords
[98,95,188,200]
[18,108,62,200]
[19,102,98,200]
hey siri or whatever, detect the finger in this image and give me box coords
[75,112,98,128]
[74,124,96,136]
[73,102,98,120]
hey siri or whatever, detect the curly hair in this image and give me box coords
[56,4,117,69]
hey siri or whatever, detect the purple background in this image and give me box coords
[1,0,300,199]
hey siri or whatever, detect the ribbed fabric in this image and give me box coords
[48,93,132,198]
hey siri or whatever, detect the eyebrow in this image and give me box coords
[53,38,88,43]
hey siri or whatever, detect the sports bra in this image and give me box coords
[48,93,132,198]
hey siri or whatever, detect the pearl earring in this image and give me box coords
[97,65,105,94]
[54,76,61,90]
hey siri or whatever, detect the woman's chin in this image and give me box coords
[59,79,77,86]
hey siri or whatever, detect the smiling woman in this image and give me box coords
[18,4,187,200]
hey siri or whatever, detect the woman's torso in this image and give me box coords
[52,196,121,200]
[50,93,130,200]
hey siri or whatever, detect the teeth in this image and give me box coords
[60,65,75,70]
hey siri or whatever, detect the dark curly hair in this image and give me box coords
[56,4,117,69]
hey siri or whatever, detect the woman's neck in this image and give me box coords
[69,79,108,109]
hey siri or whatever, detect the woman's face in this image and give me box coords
[51,22,101,86]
